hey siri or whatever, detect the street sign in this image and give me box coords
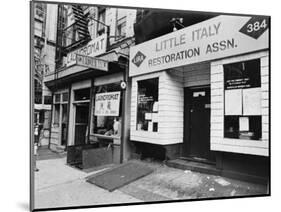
[76,54,108,71]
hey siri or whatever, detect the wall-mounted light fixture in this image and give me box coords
[170,17,184,31]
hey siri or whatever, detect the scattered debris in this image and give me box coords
[230,190,236,196]
[184,170,191,174]
[207,176,210,179]
[209,188,215,191]
[215,178,231,186]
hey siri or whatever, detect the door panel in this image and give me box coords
[184,87,214,161]
[74,104,89,145]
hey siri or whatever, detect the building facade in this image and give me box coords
[34,2,56,145]
[41,4,269,183]
[129,11,269,183]
[44,4,136,167]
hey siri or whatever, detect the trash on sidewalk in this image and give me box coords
[215,178,231,186]
[209,188,215,191]
[230,189,236,196]
[184,170,192,174]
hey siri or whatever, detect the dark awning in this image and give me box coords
[134,10,216,44]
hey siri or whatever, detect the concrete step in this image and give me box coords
[166,159,221,176]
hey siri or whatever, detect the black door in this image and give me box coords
[184,87,214,161]
[74,103,89,145]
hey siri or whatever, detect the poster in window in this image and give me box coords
[239,117,249,131]
[225,89,242,115]
[243,87,261,115]
[94,91,121,116]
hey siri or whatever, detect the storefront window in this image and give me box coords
[91,83,122,136]
[136,78,159,132]
[223,59,262,140]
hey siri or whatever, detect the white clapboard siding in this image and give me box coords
[210,51,269,156]
[130,70,184,145]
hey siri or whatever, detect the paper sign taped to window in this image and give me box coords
[94,91,121,116]
[239,117,249,131]
[243,88,261,115]
[225,89,242,115]
[145,113,152,120]
[148,121,153,132]
[152,113,159,123]
[153,102,159,112]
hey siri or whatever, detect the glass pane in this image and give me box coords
[62,92,69,102]
[224,59,261,90]
[224,116,262,140]
[92,83,122,135]
[137,78,159,132]
[44,96,52,104]
[54,94,60,103]
[74,88,90,101]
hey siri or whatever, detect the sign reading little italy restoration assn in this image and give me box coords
[129,15,269,77]
[94,91,121,116]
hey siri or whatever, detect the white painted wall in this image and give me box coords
[210,51,269,156]
[130,70,184,145]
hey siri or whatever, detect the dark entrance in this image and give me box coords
[74,103,89,145]
[183,86,215,161]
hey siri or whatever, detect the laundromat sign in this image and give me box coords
[129,15,269,77]
[66,34,107,67]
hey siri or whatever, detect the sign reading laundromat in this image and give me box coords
[94,91,121,116]
[129,15,269,77]
[66,34,107,67]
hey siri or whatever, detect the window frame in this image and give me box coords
[136,77,159,132]
[223,58,262,141]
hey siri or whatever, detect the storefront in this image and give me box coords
[45,32,131,168]
[129,15,269,181]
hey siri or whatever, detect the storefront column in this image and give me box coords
[120,63,131,163]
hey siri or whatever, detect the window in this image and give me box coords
[54,94,61,103]
[116,16,126,39]
[91,83,122,136]
[53,104,60,125]
[34,21,43,37]
[74,88,90,101]
[97,9,106,36]
[136,78,159,132]
[44,96,52,105]
[62,92,69,102]
[223,59,262,140]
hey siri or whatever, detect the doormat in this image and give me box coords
[86,162,153,192]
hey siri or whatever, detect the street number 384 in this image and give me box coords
[247,19,267,33]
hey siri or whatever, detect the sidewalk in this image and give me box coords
[34,151,267,210]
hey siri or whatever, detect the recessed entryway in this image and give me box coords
[183,86,215,162]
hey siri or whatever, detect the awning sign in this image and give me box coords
[76,54,108,71]
[94,91,121,116]
[129,15,269,77]
[66,34,107,67]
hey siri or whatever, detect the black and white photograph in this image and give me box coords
[30,0,270,211]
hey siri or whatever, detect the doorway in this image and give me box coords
[183,86,215,161]
[74,103,89,145]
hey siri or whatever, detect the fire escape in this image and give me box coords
[55,5,91,73]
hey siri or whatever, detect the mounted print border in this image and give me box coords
[30,0,270,211]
